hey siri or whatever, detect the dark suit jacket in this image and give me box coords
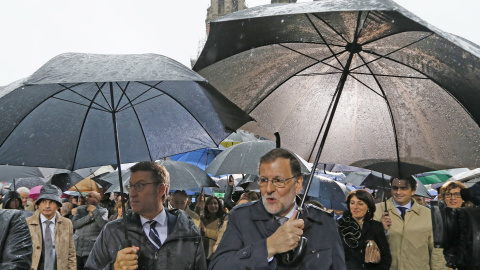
[209,200,346,270]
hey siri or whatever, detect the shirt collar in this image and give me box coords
[40,213,56,224]
[140,208,167,226]
[276,203,297,220]
[393,199,412,210]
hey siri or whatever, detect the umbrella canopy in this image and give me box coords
[0,165,56,181]
[10,177,47,189]
[171,148,223,171]
[194,0,480,178]
[28,185,44,200]
[0,52,253,171]
[205,140,311,176]
[220,129,259,148]
[302,175,350,210]
[98,160,218,193]
[342,171,391,189]
[68,178,101,193]
[413,170,452,185]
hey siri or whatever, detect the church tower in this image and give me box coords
[206,0,247,26]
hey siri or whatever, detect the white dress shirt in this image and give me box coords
[140,209,168,249]
[40,213,56,259]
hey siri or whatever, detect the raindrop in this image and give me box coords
[281,19,285,23]
[391,20,395,23]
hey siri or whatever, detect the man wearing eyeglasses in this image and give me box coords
[209,148,346,270]
[85,161,206,270]
[373,176,444,270]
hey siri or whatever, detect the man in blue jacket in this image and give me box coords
[209,148,346,269]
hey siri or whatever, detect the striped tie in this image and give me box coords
[148,220,162,248]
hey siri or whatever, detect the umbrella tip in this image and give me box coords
[274,132,281,148]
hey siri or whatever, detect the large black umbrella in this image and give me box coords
[0,52,252,242]
[194,0,480,178]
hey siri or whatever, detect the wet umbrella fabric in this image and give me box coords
[0,53,253,171]
[205,140,310,176]
[413,170,452,185]
[194,0,480,178]
[171,148,223,171]
[301,175,350,210]
[0,166,56,181]
[342,171,391,189]
[98,160,218,193]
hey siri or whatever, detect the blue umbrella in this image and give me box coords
[171,148,223,171]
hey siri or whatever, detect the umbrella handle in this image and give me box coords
[277,237,308,266]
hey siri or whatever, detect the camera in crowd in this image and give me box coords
[431,182,480,270]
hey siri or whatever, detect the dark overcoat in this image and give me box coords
[209,200,347,270]
[0,209,33,269]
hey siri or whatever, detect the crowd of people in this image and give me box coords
[0,148,477,269]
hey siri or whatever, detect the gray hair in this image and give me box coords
[16,187,30,194]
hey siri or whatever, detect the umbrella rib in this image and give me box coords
[116,81,163,112]
[58,83,112,112]
[70,83,112,170]
[350,33,435,72]
[356,52,402,176]
[93,82,115,112]
[280,44,344,72]
[307,84,341,161]
[117,94,166,113]
[136,82,220,145]
[305,13,345,70]
[310,13,349,44]
[346,74,385,98]
[113,82,130,111]
[50,97,110,113]
[363,51,478,124]
[296,71,344,76]
[349,72,428,80]
[112,83,154,160]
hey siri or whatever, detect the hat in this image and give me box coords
[36,184,62,206]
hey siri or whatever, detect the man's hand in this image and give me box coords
[266,211,304,258]
[114,246,139,270]
[381,212,392,232]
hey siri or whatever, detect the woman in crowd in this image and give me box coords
[200,196,228,264]
[338,189,392,270]
[438,181,471,208]
[109,200,125,221]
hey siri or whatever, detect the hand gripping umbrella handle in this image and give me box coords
[278,237,308,266]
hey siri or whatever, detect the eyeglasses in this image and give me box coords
[445,192,461,198]
[257,176,297,188]
[125,182,158,192]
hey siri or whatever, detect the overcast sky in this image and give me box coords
[1,0,479,86]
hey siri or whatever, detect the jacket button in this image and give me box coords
[37,246,40,249]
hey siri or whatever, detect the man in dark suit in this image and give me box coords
[209,148,346,269]
[86,161,206,270]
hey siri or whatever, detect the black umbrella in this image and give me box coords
[193,0,480,264]
[0,52,252,243]
[194,0,480,178]
[341,171,391,189]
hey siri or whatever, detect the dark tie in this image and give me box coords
[44,220,55,270]
[397,206,407,220]
[148,220,162,248]
[278,216,288,226]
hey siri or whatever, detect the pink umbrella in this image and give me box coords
[28,185,43,200]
